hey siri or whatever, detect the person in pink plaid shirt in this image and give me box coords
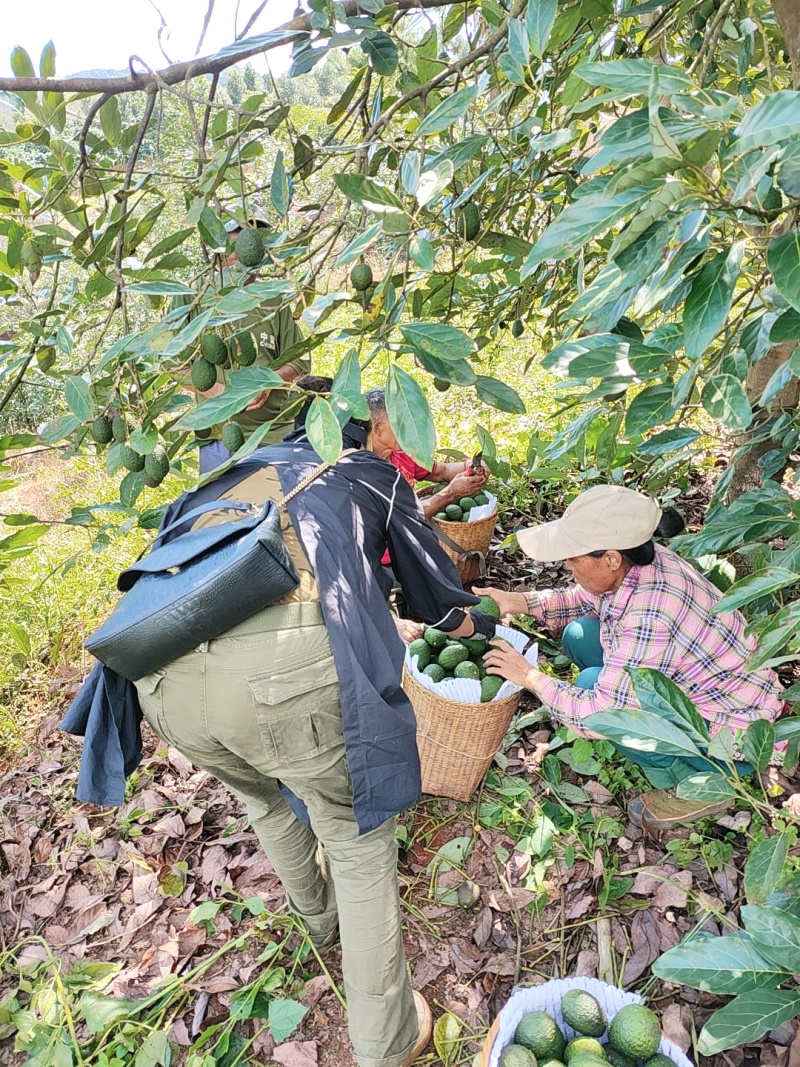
[479,485,785,830]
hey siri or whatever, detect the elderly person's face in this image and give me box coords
[369,414,399,460]
[564,550,628,596]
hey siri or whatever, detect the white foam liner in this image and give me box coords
[486,977,694,1067]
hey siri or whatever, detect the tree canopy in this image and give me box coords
[1,0,800,667]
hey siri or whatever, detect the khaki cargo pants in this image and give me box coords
[136,601,417,1067]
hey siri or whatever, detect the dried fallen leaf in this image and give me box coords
[273,1041,318,1067]
[653,870,692,910]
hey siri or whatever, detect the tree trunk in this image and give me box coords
[772,0,800,88]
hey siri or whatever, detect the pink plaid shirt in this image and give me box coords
[531,545,784,740]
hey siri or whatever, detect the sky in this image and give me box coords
[1,0,297,78]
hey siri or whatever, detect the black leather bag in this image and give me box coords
[85,460,333,681]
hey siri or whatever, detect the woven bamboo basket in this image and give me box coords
[436,507,498,584]
[403,668,521,801]
[479,977,694,1067]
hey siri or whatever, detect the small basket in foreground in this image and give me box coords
[480,977,694,1067]
[436,506,497,584]
[403,667,520,802]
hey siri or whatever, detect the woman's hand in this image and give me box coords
[473,586,527,618]
[483,639,534,688]
[394,617,423,644]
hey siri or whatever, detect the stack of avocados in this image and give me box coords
[434,488,491,524]
[499,991,674,1067]
[408,596,504,703]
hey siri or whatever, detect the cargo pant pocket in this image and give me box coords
[247,654,343,763]
[135,669,174,746]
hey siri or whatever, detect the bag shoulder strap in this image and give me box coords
[277,448,359,510]
[150,499,254,550]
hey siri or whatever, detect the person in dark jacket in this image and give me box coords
[130,404,496,1067]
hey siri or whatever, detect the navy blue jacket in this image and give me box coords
[63,424,478,830]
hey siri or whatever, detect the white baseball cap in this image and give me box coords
[517,485,663,562]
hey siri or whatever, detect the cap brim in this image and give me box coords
[517,519,589,562]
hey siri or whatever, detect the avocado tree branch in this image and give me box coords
[0,0,456,96]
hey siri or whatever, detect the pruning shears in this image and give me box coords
[468,449,484,476]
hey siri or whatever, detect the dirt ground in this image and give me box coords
[1,481,800,1067]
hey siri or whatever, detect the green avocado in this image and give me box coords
[444,503,463,522]
[423,627,447,649]
[456,202,481,242]
[561,990,607,1038]
[350,263,374,291]
[475,594,501,620]
[144,445,169,484]
[515,1011,566,1062]
[433,378,451,392]
[221,422,245,453]
[511,318,525,338]
[408,638,431,670]
[454,660,481,680]
[120,445,145,472]
[480,675,504,702]
[232,331,257,366]
[437,644,469,670]
[91,415,113,444]
[458,496,477,512]
[200,333,228,365]
[422,662,446,683]
[111,414,128,443]
[498,1045,538,1067]
[191,356,217,391]
[235,227,265,268]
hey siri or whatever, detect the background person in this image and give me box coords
[478,485,785,828]
[364,387,488,516]
[173,218,308,473]
[133,402,497,1067]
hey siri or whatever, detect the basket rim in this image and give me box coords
[403,666,519,712]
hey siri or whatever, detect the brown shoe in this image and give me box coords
[402,992,433,1067]
[640,788,732,834]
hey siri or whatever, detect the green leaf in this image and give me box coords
[769,308,800,343]
[306,396,343,465]
[776,139,800,199]
[65,376,94,422]
[433,1012,462,1067]
[334,222,381,267]
[6,622,30,658]
[144,227,194,264]
[327,65,366,125]
[522,188,651,276]
[775,717,800,743]
[400,322,476,362]
[745,833,790,905]
[99,96,122,147]
[742,904,800,970]
[360,32,398,76]
[415,350,476,385]
[767,230,800,313]
[676,772,736,803]
[197,206,228,252]
[416,159,454,207]
[584,708,705,759]
[127,280,196,296]
[735,91,800,154]
[331,349,369,419]
[649,67,682,162]
[713,566,799,614]
[417,85,480,137]
[683,243,744,360]
[624,383,674,436]
[268,998,308,1044]
[742,718,775,772]
[134,1029,169,1067]
[80,991,133,1035]
[39,41,56,78]
[698,990,800,1056]
[575,59,693,97]
[11,45,35,78]
[386,364,436,470]
[653,932,791,995]
[474,375,526,414]
[334,174,404,215]
[409,235,435,270]
[701,374,752,430]
[271,149,290,216]
[189,899,223,925]
[526,0,558,57]
[626,667,710,744]
[636,427,701,456]
[176,367,285,429]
